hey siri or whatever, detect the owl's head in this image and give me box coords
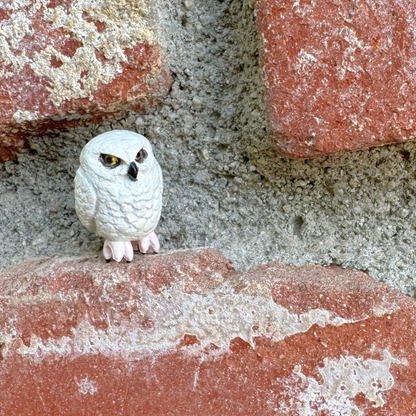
[79,130,159,182]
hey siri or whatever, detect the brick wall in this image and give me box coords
[1,0,416,414]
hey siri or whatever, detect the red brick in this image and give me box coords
[0,251,416,414]
[256,0,416,157]
[0,0,171,161]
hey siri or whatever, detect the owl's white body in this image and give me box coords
[75,130,163,261]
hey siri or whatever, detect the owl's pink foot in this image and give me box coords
[132,231,160,254]
[103,240,134,262]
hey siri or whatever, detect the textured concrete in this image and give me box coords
[0,0,416,299]
[1,250,415,414]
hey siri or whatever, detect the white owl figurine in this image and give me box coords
[75,130,163,262]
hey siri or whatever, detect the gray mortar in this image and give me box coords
[1,0,416,297]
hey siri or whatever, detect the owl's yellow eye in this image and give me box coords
[100,154,120,168]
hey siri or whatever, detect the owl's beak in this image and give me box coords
[127,162,138,181]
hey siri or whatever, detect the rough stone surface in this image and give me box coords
[0,0,171,160]
[0,249,416,414]
[2,0,416,300]
[256,0,416,158]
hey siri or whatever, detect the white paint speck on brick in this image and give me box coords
[75,376,98,395]
[12,110,39,123]
[292,350,400,415]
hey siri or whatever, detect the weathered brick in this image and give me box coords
[256,0,416,157]
[0,251,415,414]
[0,0,171,160]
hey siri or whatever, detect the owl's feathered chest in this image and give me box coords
[97,177,156,208]
[86,165,162,241]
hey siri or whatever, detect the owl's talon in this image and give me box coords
[132,231,160,254]
[103,240,134,262]
[105,259,111,263]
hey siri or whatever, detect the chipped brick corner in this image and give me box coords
[255,0,416,158]
[0,0,172,161]
[0,248,416,414]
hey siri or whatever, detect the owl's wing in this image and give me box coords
[74,170,97,233]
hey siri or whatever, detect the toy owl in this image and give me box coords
[75,130,163,262]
